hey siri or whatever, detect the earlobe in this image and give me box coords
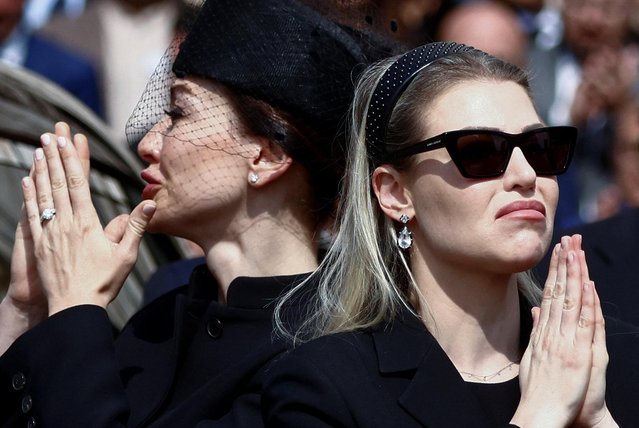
[371,165,414,219]
[248,139,293,187]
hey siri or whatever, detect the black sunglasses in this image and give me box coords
[384,126,578,178]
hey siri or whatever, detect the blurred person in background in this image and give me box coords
[0,0,101,115]
[436,1,528,69]
[528,0,639,225]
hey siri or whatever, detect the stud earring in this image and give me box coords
[249,172,259,184]
[397,214,412,250]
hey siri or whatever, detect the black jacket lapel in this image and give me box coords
[373,309,495,427]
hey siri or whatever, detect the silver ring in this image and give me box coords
[40,208,56,223]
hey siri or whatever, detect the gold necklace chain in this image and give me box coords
[459,360,520,383]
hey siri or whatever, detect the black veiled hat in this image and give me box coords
[173,0,393,143]
[127,0,400,165]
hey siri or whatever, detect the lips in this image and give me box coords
[496,200,546,220]
[141,170,161,200]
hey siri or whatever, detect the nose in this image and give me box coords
[502,147,536,192]
[137,120,166,164]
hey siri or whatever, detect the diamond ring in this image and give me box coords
[40,208,56,223]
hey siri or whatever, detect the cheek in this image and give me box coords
[540,177,559,220]
[412,180,482,239]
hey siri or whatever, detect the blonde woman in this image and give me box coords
[264,42,639,427]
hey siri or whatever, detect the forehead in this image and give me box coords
[172,77,226,102]
[427,80,540,135]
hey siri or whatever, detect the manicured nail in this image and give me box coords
[22,177,31,187]
[35,148,44,160]
[41,134,50,145]
[143,203,156,216]
[57,136,67,148]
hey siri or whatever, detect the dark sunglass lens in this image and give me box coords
[455,133,509,177]
[522,129,572,174]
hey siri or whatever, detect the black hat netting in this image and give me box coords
[125,0,401,220]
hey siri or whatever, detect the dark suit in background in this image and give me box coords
[23,34,102,116]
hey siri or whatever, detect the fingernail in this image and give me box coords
[35,148,44,160]
[22,177,31,187]
[57,136,67,148]
[41,134,50,146]
[142,203,156,216]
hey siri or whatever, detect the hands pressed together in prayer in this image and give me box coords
[0,122,156,353]
[512,235,617,428]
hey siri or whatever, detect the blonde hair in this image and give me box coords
[276,50,544,344]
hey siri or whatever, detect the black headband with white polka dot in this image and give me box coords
[365,41,477,166]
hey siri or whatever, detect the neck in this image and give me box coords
[201,213,318,303]
[412,253,522,382]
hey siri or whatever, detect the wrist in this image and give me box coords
[0,295,48,328]
[47,295,108,316]
[0,297,47,354]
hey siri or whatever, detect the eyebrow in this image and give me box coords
[169,81,196,104]
[458,123,546,133]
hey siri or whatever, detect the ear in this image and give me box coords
[247,139,293,187]
[371,165,414,221]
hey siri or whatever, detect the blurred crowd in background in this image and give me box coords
[1,0,638,244]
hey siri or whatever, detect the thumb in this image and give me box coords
[105,201,156,261]
[114,202,156,268]
[120,201,156,248]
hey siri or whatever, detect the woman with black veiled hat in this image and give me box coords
[0,0,396,426]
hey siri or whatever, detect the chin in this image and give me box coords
[506,247,547,272]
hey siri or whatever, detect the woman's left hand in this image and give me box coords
[23,130,156,315]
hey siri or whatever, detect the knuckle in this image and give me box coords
[562,297,576,311]
[542,286,554,300]
[50,177,67,191]
[27,211,39,224]
[578,314,591,328]
[37,194,51,205]
[128,218,146,237]
[67,174,85,189]
[552,281,565,298]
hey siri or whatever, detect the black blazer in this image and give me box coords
[536,207,639,326]
[262,305,639,427]
[1,265,308,427]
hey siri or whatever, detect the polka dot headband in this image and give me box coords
[365,41,477,165]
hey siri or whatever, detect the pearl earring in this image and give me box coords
[249,172,259,184]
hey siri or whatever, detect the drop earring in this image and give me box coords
[249,172,259,184]
[397,214,412,250]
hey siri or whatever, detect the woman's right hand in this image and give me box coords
[23,122,155,315]
[510,235,598,427]
[0,123,90,354]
